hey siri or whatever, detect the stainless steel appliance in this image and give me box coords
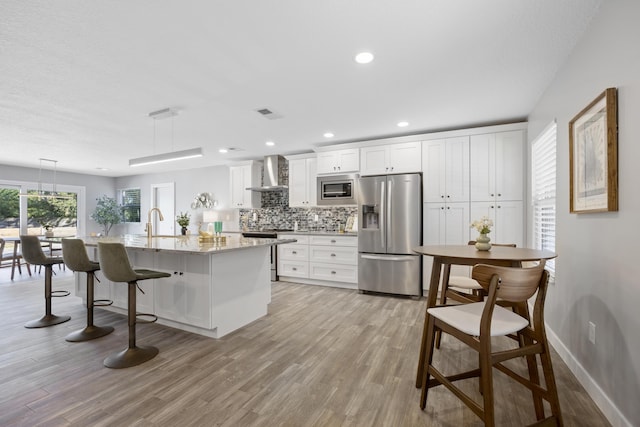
[241,229,293,281]
[317,174,358,205]
[357,173,422,296]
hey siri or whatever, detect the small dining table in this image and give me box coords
[412,244,557,387]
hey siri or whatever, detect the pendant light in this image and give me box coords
[19,158,71,199]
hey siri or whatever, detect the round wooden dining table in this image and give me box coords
[412,244,557,387]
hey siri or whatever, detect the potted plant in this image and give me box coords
[90,195,122,236]
[176,211,190,235]
[42,223,54,238]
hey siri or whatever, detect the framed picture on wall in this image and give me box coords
[569,87,618,213]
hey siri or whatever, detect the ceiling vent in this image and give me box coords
[255,107,283,120]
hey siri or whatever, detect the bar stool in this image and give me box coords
[97,242,171,369]
[20,235,71,328]
[62,238,114,342]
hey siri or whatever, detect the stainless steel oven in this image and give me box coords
[317,174,358,205]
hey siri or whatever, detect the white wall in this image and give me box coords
[527,1,639,425]
[115,165,235,235]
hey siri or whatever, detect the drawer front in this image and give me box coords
[279,234,309,244]
[278,244,309,261]
[309,246,358,265]
[278,260,309,278]
[309,235,357,247]
[310,263,358,283]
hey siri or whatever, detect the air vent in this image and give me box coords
[255,107,283,120]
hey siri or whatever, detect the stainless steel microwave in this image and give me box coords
[317,174,358,205]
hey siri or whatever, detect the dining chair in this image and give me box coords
[0,238,32,280]
[419,262,563,426]
[435,241,517,348]
[97,242,171,368]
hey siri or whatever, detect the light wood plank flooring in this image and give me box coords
[0,269,610,426]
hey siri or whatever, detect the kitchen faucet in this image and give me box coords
[146,207,164,238]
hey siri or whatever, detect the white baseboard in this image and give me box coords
[545,324,632,427]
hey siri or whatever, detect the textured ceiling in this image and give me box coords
[0,0,602,177]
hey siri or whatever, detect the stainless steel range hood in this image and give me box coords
[246,155,288,191]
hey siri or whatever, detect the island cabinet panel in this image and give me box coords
[153,252,212,329]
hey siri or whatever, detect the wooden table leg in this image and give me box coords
[11,243,19,280]
[415,257,443,387]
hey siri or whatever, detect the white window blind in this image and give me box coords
[532,122,556,280]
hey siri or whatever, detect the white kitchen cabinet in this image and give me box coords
[423,201,470,285]
[287,157,317,207]
[422,137,469,203]
[470,130,524,202]
[470,200,524,247]
[316,148,359,174]
[229,161,262,208]
[278,234,310,279]
[153,252,211,329]
[360,141,422,175]
[278,234,357,285]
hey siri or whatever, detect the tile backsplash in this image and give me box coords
[240,186,356,232]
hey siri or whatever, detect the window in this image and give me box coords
[119,188,141,223]
[531,122,556,280]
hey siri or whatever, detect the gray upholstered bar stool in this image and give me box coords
[62,239,114,342]
[97,242,170,369]
[20,235,71,328]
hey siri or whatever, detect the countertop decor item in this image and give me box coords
[569,87,618,213]
[176,212,190,235]
[471,216,493,251]
[90,195,122,236]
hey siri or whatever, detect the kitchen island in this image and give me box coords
[73,234,295,338]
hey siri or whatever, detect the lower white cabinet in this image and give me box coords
[153,252,211,329]
[278,234,358,285]
[469,200,524,247]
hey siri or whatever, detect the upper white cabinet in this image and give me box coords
[422,137,470,203]
[287,156,317,207]
[229,161,261,208]
[470,130,524,202]
[316,148,359,174]
[360,141,422,176]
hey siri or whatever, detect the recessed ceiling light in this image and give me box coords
[397,121,409,128]
[219,148,228,153]
[323,132,334,138]
[265,141,275,146]
[95,167,109,171]
[355,52,374,64]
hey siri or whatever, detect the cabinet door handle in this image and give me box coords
[490,193,494,197]
[441,206,444,210]
[292,267,297,271]
[497,193,502,197]
[292,251,297,254]
[441,195,444,198]
[331,239,336,243]
[174,271,178,275]
[331,271,336,274]
[331,253,336,257]
[491,206,494,209]
[179,272,184,276]
[447,195,450,198]
[497,205,501,208]
[447,206,450,209]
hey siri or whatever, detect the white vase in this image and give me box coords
[475,233,491,251]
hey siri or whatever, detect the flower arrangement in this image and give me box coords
[471,216,493,235]
[176,212,191,228]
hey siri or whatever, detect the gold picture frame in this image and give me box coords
[569,87,618,213]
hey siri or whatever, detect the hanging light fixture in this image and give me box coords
[19,158,71,199]
[129,108,203,167]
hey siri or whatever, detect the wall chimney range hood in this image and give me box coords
[247,155,288,191]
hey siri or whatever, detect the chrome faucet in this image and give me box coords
[146,207,164,238]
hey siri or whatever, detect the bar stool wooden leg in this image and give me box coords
[25,265,71,328]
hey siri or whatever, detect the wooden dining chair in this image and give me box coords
[0,238,32,280]
[420,262,563,426]
[435,241,517,348]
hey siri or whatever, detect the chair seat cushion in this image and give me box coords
[428,302,529,337]
[448,275,482,290]
[133,269,172,281]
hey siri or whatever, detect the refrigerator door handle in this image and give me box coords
[360,254,414,262]
[380,180,385,249]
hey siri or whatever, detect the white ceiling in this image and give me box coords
[0,0,602,177]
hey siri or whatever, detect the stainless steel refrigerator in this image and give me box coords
[357,173,422,296]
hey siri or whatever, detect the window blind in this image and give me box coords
[531,122,556,280]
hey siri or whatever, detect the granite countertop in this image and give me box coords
[66,234,296,255]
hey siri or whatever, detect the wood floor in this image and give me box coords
[0,269,610,426]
